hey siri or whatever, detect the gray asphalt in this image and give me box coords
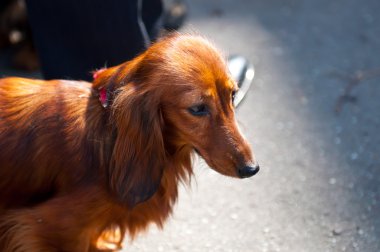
[1,0,379,251]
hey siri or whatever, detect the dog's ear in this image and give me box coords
[109,83,165,208]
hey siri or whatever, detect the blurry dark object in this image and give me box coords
[1,0,189,75]
[0,0,39,71]
[330,67,380,114]
[25,0,163,80]
[162,0,188,30]
[210,8,224,18]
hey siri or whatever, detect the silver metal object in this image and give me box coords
[228,55,255,107]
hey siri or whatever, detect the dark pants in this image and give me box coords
[25,0,163,80]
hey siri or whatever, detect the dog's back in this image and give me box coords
[0,78,94,208]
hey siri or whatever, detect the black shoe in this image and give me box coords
[228,55,255,107]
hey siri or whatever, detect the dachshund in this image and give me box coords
[0,33,259,251]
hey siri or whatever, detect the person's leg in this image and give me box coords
[25,0,163,81]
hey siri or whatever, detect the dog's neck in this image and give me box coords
[91,54,145,109]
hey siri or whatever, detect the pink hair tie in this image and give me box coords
[98,87,108,108]
[93,68,108,108]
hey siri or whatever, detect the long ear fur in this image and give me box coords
[107,72,165,208]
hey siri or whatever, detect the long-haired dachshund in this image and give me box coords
[0,34,259,251]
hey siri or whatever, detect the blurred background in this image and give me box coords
[1,0,379,251]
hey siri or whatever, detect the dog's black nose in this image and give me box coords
[238,165,260,178]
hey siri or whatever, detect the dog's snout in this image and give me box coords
[238,164,260,178]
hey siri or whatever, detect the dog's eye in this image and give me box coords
[188,104,209,116]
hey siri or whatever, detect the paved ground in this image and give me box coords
[1,0,379,251]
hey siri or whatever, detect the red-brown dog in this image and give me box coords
[0,34,259,251]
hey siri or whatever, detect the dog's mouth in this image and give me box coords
[192,147,259,178]
[192,147,237,177]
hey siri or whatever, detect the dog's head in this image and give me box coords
[94,34,259,208]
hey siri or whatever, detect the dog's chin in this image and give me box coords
[192,148,238,178]
[213,166,240,178]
